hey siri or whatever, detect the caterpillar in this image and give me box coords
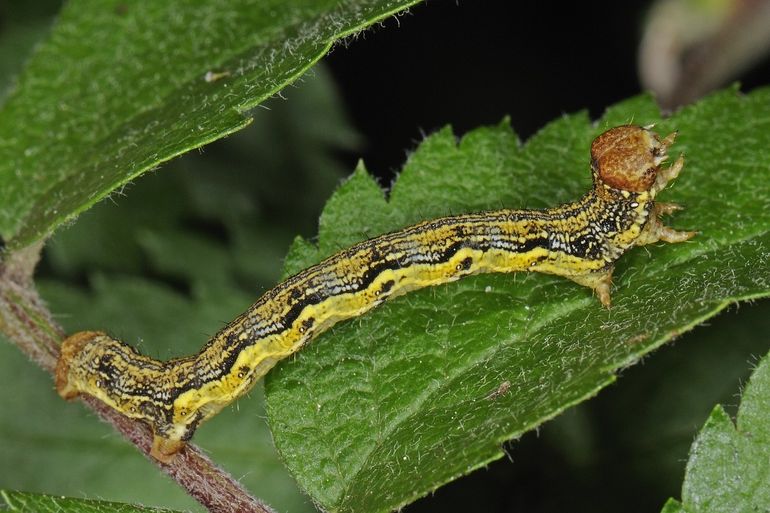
[55,125,695,462]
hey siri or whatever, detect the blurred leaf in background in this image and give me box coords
[639,0,770,109]
[0,1,59,101]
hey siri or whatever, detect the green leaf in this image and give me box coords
[0,490,179,513]
[663,347,770,512]
[0,0,419,250]
[264,86,770,512]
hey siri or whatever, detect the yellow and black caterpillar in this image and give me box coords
[56,125,694,461]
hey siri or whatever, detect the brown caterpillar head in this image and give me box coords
[591,125,673,192]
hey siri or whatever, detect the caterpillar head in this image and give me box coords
[591,125,675,193]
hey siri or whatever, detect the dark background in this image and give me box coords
[326,1,647,179]
[326,0,770,182]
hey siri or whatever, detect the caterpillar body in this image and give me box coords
[55,125,695,462]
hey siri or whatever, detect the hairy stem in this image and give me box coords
[0,245,275,513]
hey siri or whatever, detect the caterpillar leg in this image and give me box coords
[636,202,697,245]
[652,153,684,194]
[655,202,683,216]
[569,268,613,308]
[151,436,186,463]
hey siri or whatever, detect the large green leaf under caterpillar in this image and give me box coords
[265,87,770,512]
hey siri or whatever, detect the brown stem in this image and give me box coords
[81,395,274,513]
[0,245,275,513]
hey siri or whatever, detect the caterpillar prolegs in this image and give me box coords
[55,125,695,462]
